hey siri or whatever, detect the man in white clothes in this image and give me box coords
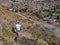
[14,22,21,41]
[16,22,21,32]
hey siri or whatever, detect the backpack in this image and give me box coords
[12,27,17,33]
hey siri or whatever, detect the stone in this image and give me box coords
[17,32,35,45]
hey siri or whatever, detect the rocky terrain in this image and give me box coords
[0,0,60,45]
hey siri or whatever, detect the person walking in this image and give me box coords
[14,22,21,41]
[16,22,21,32]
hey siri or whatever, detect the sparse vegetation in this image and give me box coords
[0,0,60,45]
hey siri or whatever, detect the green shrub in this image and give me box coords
[19,7,27,12]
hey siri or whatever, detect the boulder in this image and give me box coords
[17,32,35,45]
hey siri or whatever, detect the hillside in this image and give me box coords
[0,5,22,45]
[0,5,60,45]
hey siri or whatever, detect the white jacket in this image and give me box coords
[16,24,21,31]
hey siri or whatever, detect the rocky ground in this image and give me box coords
[0,2,60,45]
[0,0,60,45]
